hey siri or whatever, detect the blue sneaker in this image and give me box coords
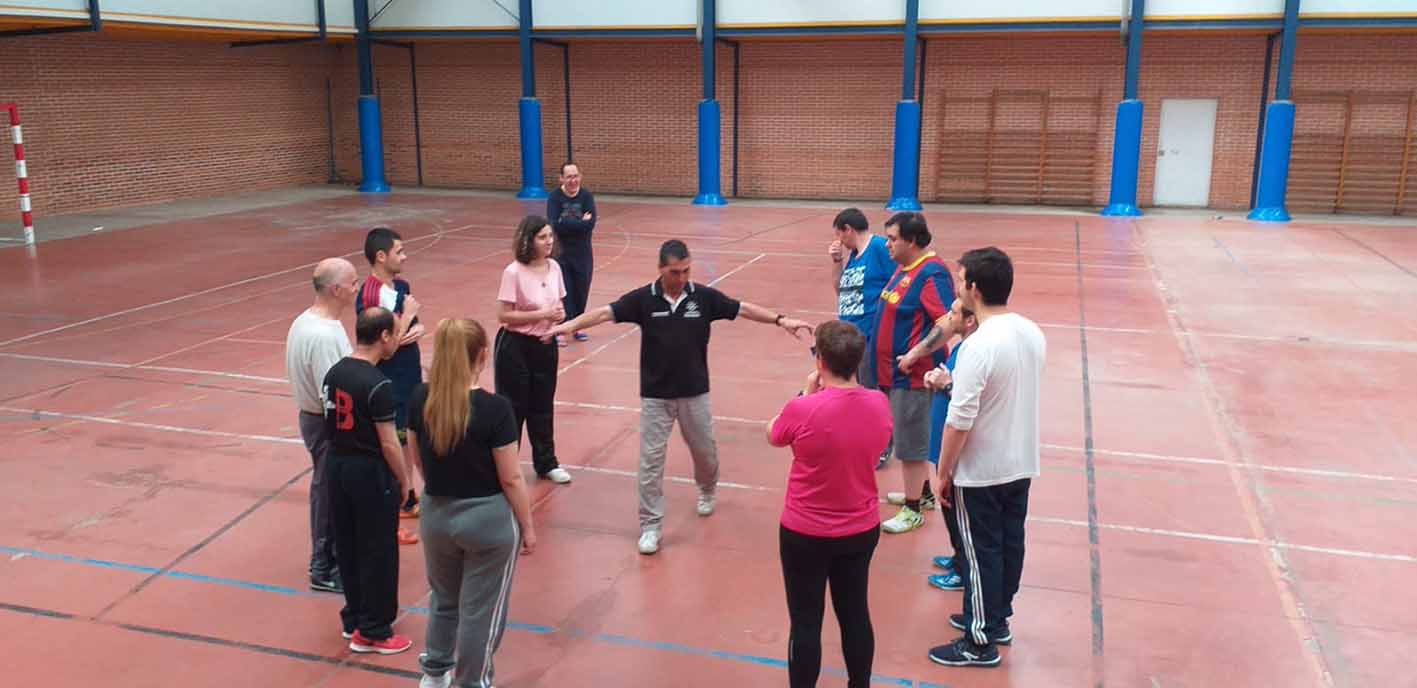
[932,555,955,572]
[928,573,963,591]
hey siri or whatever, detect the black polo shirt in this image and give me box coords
[610,280,741,399]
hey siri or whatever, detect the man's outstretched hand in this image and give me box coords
[778,317,813,340]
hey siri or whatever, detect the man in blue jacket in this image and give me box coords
[548,162,597,345]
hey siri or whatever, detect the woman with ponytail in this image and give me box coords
[406,318,536,688]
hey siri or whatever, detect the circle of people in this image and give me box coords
[283,164,1047,688]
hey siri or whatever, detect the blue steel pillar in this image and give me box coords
[693,0,726,205]
[1249,0,1300,222]
[886,0,923,211]
[354,0,389,193]
[1101,0,1146,216]
[516,0,548,199]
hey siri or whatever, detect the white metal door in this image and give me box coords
[1154,98,1218,207]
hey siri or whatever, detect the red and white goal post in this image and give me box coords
[2,103,34,246]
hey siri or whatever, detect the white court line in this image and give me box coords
[555,400,764,425]
[531,461,778,493]
[0,222,479,349]
[9,349,1414,488]
[0,351,288,385]
[0,406,303,445]
[1036,321,1417,351]
[556,253,768,376]
[1028,516,1417,564]
[5,401,1413,565]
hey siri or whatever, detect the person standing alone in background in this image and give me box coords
[547,162,596,345]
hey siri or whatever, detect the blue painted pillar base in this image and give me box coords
[1101,99,1144,216]
[886,100,924,211]
[357,95,390,193]
[516,98,549,200]
[1248,100,1295,222]
[693,99,727,206]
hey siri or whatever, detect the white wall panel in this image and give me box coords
[1302,0,1417,15]
[534,0,695,27]
[719,0,903,27]
[326,0,355,33]
[1148,0,1284,17]
[100,0,320,28]
[921,0,1115,22]
[369,0,517,29]
[0,0,90,20]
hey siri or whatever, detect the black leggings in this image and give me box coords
[493,328,559,475]
[779,524,879,688]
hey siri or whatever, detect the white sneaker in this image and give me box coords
[637,530,661,555]
[419,673,452,688]
[545,467,572,484]
[882,506,925,534]
[696,492,716,517]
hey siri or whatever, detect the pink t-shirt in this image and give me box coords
[770,387,893,538]
[497,260,567,337]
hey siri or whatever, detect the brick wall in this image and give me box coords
[0,33,332,218]
[5,31,1414,220]
[735,39,900,201]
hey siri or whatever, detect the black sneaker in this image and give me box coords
[310,574,343,594]
[949,613,1012,645]
[928,637,1001,667]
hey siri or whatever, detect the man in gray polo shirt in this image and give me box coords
[285,257,359,593]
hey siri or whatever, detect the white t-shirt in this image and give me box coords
[285,309,353,414]
[946,312,1047,487]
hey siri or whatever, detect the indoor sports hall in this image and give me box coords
[2,1,1414,687]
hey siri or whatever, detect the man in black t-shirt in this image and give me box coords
[322,307,414,655]
[548,240,812,555]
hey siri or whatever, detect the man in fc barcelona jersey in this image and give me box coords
[356,227,425,542]
[869,212,954,535]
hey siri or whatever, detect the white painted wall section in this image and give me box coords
[535,0,695,27]
[718,0,904,27]
[369,0,517,29]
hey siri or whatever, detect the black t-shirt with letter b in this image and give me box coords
[323,358,396,459]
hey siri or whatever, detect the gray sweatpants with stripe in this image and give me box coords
[639,394,719,532]
[419,493,520,688]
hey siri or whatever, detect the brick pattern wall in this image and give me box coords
[0,33,332,218]
[4,31,1414,220]
[735,39,899,201]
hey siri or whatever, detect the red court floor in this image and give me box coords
[1,190,1414,687]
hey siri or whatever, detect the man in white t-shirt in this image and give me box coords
[285,258,358,594]
[928,247,1046,669]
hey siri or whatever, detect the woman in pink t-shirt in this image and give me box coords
[766,320,892,688]
[494,215,572,485]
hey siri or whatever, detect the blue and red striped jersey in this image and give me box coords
[870,252,955,390]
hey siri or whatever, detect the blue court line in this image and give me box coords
[1,543,953,687]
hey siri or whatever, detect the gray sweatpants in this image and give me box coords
[298,412,337,579]
[419,493,520,688]
[639,394,719,532]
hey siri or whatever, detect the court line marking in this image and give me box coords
[1132,221,1335,687]
[0,406,304,445]
[0,545,946,687]
[4,355,1414,489]
[0,221,481,349]
[3,404,1415,567]
[1074,221,1107,685]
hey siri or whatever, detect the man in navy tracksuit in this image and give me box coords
[547,162,596,344]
